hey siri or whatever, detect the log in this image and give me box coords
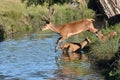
[98,0,120,18]
[97,0,120,25]
[87,0,120,25]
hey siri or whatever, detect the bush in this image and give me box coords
[88,23,120,60]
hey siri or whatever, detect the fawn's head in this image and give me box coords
[110,31,117,36]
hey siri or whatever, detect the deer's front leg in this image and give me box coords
[55,37,65,52]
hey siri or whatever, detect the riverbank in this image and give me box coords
[88,24,120,80]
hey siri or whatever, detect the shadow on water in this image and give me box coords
[0,33,104,80]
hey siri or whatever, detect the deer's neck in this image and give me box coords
[80,41,88,49]
[50,24,60,33]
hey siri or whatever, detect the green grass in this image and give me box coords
[0,0,94,38]
[84,24,120,80]
[88,24,120,60]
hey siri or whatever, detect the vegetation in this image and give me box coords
[0,0,94,39]
[21,0,72,6]
[87,24,120,80]
[89,24,120,60]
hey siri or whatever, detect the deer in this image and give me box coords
[61,37,91,53]
[41,8,100,52]
[61,37,90,61]
[97,31,117,42]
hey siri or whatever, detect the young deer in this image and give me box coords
[41,8,99,52]
[97,31,117,42]
[61,37,90,61]
[61,37,91,53]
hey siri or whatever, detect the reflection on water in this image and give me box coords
[53,58,104,80]
[0,33,104,80]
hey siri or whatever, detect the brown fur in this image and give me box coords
[97,31,117,42]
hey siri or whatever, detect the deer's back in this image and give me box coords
[59,19,92,37]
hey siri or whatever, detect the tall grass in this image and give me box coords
[88,24,120,60]
[0,0,94,38]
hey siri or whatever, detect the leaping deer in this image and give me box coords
[41,8,99,52]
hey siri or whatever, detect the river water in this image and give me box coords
[0,33,104,80]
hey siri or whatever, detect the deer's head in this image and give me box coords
[41,22,53,31]
[41,8,55,31]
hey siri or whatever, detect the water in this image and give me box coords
[0,33,104,80]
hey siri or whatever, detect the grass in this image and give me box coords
[85,24,120,80]
[0,0,94,38]
[89,24,120,60]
